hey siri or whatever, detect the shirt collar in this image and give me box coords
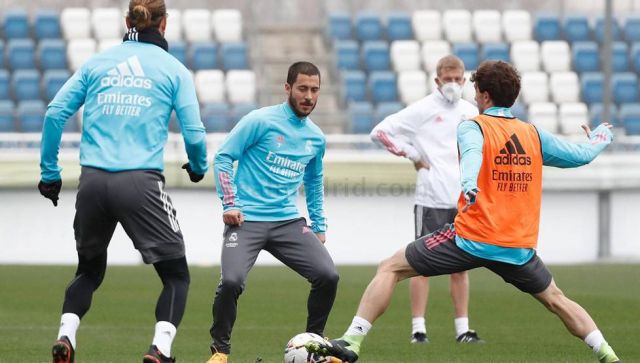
[283,101,308,123]
[483,106,514,118]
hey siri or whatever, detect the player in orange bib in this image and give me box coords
[307,60,621,363]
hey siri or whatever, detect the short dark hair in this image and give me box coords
[471,60,521,108]
[287,61,321,86]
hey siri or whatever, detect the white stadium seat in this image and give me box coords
[529,102,558,133]
[412,10,442,41]
[61,8,91,40]
[462,71,476,103]
[164,9,183,41]
[98,38,122,52]
[398,70,428,104]
[92,8,124,40]
[213,9,243,42]
[559,102,589,135]
[473,10,502,43]
[541,41,571,72]
[67,39,96,71]
[502,10,531,42]
[443,10,472,42]
[183,9,212,42]
[225,70,256,104]
[511,40,540,72]
[195,70,225,103]
[428,72,438,93]
[550,71,580,103]
[421,40,451,73]
[521,72,549,104]
[390,40,421,72]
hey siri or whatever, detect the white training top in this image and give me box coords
[370,90,479,208]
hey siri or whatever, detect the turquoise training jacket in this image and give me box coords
[40,40,208,182]
[214,102,327,233]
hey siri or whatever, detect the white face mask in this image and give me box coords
[440,82,463,104]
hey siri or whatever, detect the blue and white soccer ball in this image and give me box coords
[283,332,332,363]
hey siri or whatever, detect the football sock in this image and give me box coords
[585,330,620,363]
[584,330,605,352]
[152,321,176,357]
[341,316,371,354]
[58,313,80,348]
[411,317,426,334]
[454,317,469,338]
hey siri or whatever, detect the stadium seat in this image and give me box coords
[335,40,360,70]
[390,40,420,72]
[511,41,540,72]
[534,14,561,41]
[169,41,187,65]
[355,13,383,41]
[190,42,218,70]
[349,101,374,133]
[502,10,532,42]
[0,100,15,132]
[619,103,640,135]
[453,43,479,70]
[38,39,67,70]
[612,42,629,72]
[34,10,61,40]
[581,72,604,105]
[412,10,441,41]
[164,9,182,42]
[549,71,580,103]
[572,42,599,73]
[443,10,472,43]
[183,9,212,42]
[0,41,4,69]
[624,16,640,42]
[510,101,528,120]
[326,13,352,40]
[12,70,41,101]
[482,42,510,62]
[528,102,558,133]
[8,39,36,70]
[387,13,413,41]
[213,9,243,42]
[225,70,256,104]
[462,71,476,103]
[92,8,123,40]
[61,8,91,40]
[220,42,248,70]
[540,41,571,72]
[0,70,10,100]
[98,38,121,52]
[612,72,639,104]
[17,100,45,132]
[520,72,549,104]
[398,70,428,104]
[368,71,397,103]
[67,39,96,71]
[427,72,438,94]
[43,70,70,102]
[3,9,29,39]
[201,102,231,132]
[230,102,258,124]
[374,102,403,122]
[421,40,451,73]
[631,42,640,72]
[559,102,589,135]
[590,103,619,127]
[194,70,225,103]
[341,70,366,102]
[563,15,591,43]
[595,16,621,43]
[473,10,502,43]
[362,41,390,71]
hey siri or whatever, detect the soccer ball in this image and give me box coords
[283,332,331,363]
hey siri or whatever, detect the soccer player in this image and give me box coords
[39,1,208,362]
[370,55,482,344]
[307,60,622,363]
[206,62,339,363]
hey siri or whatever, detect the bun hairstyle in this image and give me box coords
[127,0,166,31]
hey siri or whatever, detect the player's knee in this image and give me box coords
[540,285,566,313]
[219,274,246,294]
[313,267,339,288]
[450,271,468,283]
[154,257,190,285]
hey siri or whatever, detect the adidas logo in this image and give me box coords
[494,134,532,166]
[101,56,152,89]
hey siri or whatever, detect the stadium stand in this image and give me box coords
[189,41,218,70]
[362,41,390,71]
[390,40,420,72]
[595,16,621,43]
[412,10,441,41]
[341,70,367,103]
[511,40,540,71]
[581,72,604,105]
[225,70,256,104]
[572,41,600,73]
[559,102,589,134]
[326,13,352,41]
[397,70,428,104]
[620,103,640,135]
[60,8,91,40]
[220,42,248,70]
[3,9,30,39]
[528,102,558,133]
[168,40,187,65]
[591,103,620,127]
[473,10,502,43]
[453,42,479,70]
[38,39,67,70]
[368,71,398,103]
[482,42,510,62]
[335,40,360,70]
[549,71,580,103]
[164,9,183,42]
[183,9,212,42]
[194,70,225,103]
[34,10,61,40]
[612,42,629,72]
[355,12,383,41]
[534,14,561,41]
[386,12,413,41]
[66,38,96,71]
[91,8,123,40]
[0,100,15,132]
[443,10,472,43]
[624,15,640,42]
[563,15,591,43]
[421,40,451,73]
[201,102,230,132]
[374,101,403,122]
[12,69,40,101]
[348,101,374,133]
[16,100,45,132]
[0,70,9,100]
[612,72,639,104]
[213,9,243,42]
[521,71,549,104]
[540,41,571,72]
[0,40,4,68]
[8,39,36,70]
[43,70,70,102]
[502,10,532,42]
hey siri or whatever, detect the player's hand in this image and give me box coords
[182,163,205,183]
[413,159,430,171]
[223,210,244,225]
[461,188,479,213]
[581,122,613,142]
[315,233,326,244]
[38,179,62,207]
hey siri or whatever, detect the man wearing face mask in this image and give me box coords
[370,55,482,344]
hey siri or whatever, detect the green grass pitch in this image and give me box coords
[1,264,638,363]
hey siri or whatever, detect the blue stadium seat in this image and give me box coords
[362,41,390,71]
[590,103,620,127]
[3,9,29,39]
[190,42,218,70]
[326,13,352,40]
[534,14,561,41]
[342,70,366,102]
[348,101,374,133]
[374,102,403,122]
[563,16,591,43]
[0,40,4,68]
[368,71,397,103]
[0,100,15,132]
[335,40,360,70]
[7,39,36,70]
[387,12,412,41]
[201,102,230,132]
[612,42,629,72]
[43,70,70,102]
[453,42,479,70]
[572,42,599,73]
[581,72,604,105]
[510,102,528,121]
[34,10,61,40]
[619,103,640,135]
[169,41,187,65]
[0,70,9,100]
[17,100,45,132]
[220,42,248,70]
[624,16,640,42]
[12,70,41,101]
[230,102,258,124]
[612,73,638,104]
[595,16,621,43]
[355,13,383,41]
[38,39,67,70]
[482,43,510,62]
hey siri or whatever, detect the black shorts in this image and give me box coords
[73,166,185,264]
[405,224,553,294]
[414,205,457,239]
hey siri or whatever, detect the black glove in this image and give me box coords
[182,163,204,183]
[38,180,62,206]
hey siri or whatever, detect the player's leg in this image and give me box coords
[409,206,429,343]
